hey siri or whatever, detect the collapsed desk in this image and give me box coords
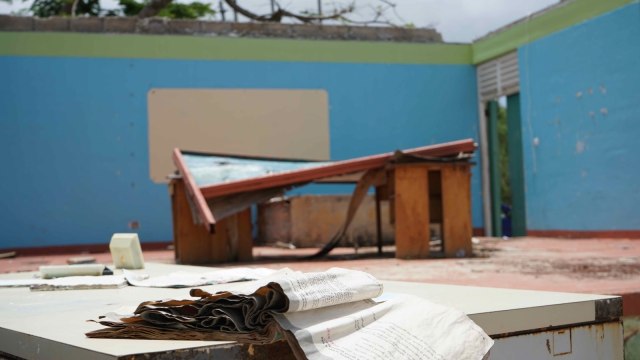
[171,139,477,264]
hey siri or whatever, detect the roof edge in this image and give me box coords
[0,15,442,43]
[471,0,636,64]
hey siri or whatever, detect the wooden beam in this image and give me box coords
[375,186,383,255]
[171,179,216,264]
[394,165,430,259]
[199,139,476,198]
[388,170,396,225]
[441,164,473,257]
[172,148,217,233]
[235,208,254,262]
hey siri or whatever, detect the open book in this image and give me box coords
[87,268,493,360]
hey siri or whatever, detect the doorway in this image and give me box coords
[486,94,526,237]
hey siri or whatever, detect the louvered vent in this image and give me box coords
[477,51,520,101]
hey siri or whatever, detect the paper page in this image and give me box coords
[0,278,43,287]
[123,267,276,288]
[274,267,383,312]
[277,294,493,360]
[0,275,127,290]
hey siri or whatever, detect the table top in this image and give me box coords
[0,263,621,360]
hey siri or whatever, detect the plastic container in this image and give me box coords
[109,233,145,269]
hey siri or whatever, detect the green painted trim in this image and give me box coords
[0,31,472,64]
[472,0,636,64]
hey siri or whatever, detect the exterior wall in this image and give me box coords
[0,32,481,249]
[517,3,640,233]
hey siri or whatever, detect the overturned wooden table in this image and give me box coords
[171,139,476,264]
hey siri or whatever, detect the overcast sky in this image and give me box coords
[0,0,560,42]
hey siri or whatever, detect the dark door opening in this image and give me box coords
[486,94,526,237]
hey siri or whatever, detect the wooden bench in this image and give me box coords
[389,162,472,259]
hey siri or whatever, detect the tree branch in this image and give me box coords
[223,0,353,23]
[71,0,79,16]
[222,0,271,21]
[137,0,403,27]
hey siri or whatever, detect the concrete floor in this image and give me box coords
[1,236,639,315]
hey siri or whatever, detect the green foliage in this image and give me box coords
[30,0,100,17]
[25,0,214,19]
[120,0,214,19]
[159,2,214,19]
[118,0,144,16]
[497,105,512,205]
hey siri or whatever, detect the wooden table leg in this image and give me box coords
[234,208,253,262]
[441,164,473,257]
[394,166,430,259]
[375,186,383,255]
[171,179,253,264]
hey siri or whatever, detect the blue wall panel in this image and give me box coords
[0,57,480,248]
[518,3,640,231]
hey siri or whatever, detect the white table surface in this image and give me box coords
[0,262,620,359]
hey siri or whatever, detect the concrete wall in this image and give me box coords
[0,30,481,249]
[258,195,395,248]
[0,15,442,42]
[517,3,640,233]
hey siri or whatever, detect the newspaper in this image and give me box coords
[123,267,276,288]
[0,275,127,291]
[0,267,274,290]
[279,294,493,360]
[266,267,383,313]
[87,268,493,359]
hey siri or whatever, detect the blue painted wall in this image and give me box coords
[518,3,640,231]
[0,57,481,248]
